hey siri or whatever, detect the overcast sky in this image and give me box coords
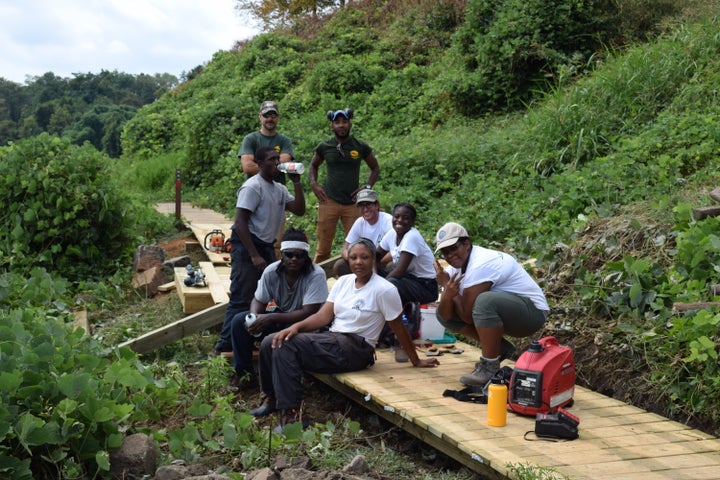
[0,0,260,84]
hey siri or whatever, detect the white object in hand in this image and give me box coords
[277,162,305,174]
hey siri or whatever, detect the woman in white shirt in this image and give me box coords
[434,222,549,388]
[250,238,440,431]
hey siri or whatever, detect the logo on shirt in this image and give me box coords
[350,150,360,160]
[352,300,364,311]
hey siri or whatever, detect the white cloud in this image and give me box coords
[0,0,259,83]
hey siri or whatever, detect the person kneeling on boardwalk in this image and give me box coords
[229,228,328,390]
[250,238,440,432]
[433,222,549,387]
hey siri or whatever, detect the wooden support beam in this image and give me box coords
[199,261,229,304]
[118,302,227,354]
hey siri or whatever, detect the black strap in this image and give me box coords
[442,386,488,404]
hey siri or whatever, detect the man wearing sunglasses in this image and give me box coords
[228,228,328,390]
[309,108,380,264]
[433,222,549,387]
[238,100,296,258]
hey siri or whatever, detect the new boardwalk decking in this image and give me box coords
[155,202,720,480]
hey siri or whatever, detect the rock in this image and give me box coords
[155,464,188,480]
[342,455,370,475]
[133,245,165,271]
[165,255,192,269]
[245,468,280,480]
[109,433,157,480]
[132,265,170,298]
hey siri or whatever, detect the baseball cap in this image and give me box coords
[435,222,469,252]
[259,101,279,115]
[355,189,379,205]
[327,109,353,121]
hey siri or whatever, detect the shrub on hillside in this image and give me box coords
[0,134,150,280]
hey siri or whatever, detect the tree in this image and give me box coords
[235,0,341,28]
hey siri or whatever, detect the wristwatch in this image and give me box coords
[364,184,372,190]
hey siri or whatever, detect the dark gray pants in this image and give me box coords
[258,331,375,410]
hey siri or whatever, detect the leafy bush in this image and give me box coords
[0,134,159,280]
[0,269,180,479]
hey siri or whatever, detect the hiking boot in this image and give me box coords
[249,394,277,417]
[459,358,501,387]
[499,337,517,361]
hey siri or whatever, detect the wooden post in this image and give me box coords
[174,169,182,221]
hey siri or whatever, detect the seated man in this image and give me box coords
[229,228,328,390]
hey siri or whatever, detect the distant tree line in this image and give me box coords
[0,70,178,157]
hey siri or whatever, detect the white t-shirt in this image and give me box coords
[379,227,436,279]
[327,273,403,345]
[445,245,549,312]
[345,211,393,247]
[236,175,293,243]
[255,261,328,312]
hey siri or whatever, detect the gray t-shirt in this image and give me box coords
[236,175,293,243]
[255,261,329,312]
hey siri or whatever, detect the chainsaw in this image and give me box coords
[204,229,231,253]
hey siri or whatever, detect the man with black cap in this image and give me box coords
[309,109,380,264]
[239,100,294,180]
[239,100,295,258]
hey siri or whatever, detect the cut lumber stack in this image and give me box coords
[174,262,230,314]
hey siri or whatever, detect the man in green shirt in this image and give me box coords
[308,109,380,263]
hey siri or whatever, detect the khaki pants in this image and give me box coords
[314,198,359,263]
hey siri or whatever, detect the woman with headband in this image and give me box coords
[250,237,440,432]
[229,228,328,391]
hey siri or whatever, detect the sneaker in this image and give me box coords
[499,337,517,361]
[394,347,409,363]
[459,358,501,386]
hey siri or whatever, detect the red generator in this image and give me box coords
[508,336,575,416]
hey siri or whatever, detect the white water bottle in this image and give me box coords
[245,313,262,337]
[278,162,305,174]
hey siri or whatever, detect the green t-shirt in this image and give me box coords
[239,131,294,183]
[314,136,373,204]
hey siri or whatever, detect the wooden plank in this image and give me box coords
[72,309,89,335]
[188,223,232,265]
[309,340,720,480]
[118,303,226,354]
[158,281,176,292]
[174,267,215,314]
[199,261,230,304]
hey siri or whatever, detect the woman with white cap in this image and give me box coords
[433,222,549,387]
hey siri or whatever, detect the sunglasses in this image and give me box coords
[282,251,306,259]
[262,112,278,119]
[336,143,346,159]
[439,241,463,259]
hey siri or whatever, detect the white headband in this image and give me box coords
[280,241,310,252]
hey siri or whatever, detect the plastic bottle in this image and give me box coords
[245,313,262,337]
[277,162,305,174]
[487,377,508,427]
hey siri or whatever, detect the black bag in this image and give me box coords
[442,366,514,403]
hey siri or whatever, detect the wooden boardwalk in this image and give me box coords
[154,202,720,480]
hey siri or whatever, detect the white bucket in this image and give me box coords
[420,303,445,341]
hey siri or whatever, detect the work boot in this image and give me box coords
[459,358,501,387]
[249,394,277,417]
[273,407,309,434]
